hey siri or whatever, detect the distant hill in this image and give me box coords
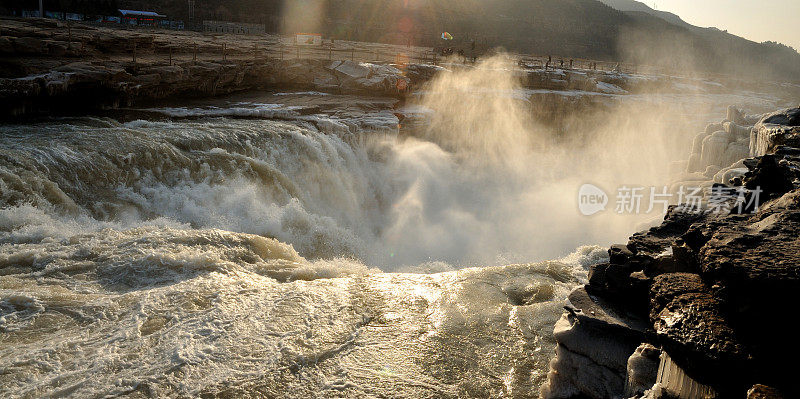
[318,0,800,82]
[596,0,689,28]
[2,0,798,82]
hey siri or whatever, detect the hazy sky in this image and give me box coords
[654,0,800,51]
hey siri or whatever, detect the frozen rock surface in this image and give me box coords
[624,344,660,397]
[749,107,800,156]
[648,351,716,399]
[540,288,648,398]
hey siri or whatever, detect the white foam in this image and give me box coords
[0,226,601,397]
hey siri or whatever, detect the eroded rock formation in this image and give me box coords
[0,59,416,117]
[542,107,800,398]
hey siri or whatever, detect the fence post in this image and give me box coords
[169,46,172,65]
[329,44,332,60]
[296,46,300,59]
[280,45,283,60]
[222,43,226,61]
[193,44,197,63]
[132,41,136,64]
[351,49,354,61]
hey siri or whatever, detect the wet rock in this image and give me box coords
[642,252,687,277]
[566,287,648,335]
[668,242,699,274]
[741,154,795,198]
[608,244,634,265]
[649,273,748,391]
[628,207,707,258]
[699,191,800,393]
[587,263,648,311]
[649,273,706,321]
[553,311,639,374]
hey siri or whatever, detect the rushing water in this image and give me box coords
[0,111,612,397]
[0,62,790,397]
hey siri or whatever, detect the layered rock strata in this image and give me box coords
[0,59,417,117]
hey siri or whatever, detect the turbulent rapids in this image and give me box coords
[0,112,611,397]
[0,57,789,397]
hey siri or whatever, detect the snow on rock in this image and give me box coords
[595,81,628,95]
[328,60,372,79]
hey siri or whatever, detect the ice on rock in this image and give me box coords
[727,105,745,125]
[702,164,721,179]
[686,152,702,173]
[722,121,751,140]
[687,107,760,174]
[647,352,717,399]
[328,60,372,79]
[721,142,750,171]
[700,132,729,169]
[540,287,647,398]
[705,122,723,135]
[540,342,625,399]
[624,343,660,398]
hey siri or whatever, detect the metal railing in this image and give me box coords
[122,39,642,77]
